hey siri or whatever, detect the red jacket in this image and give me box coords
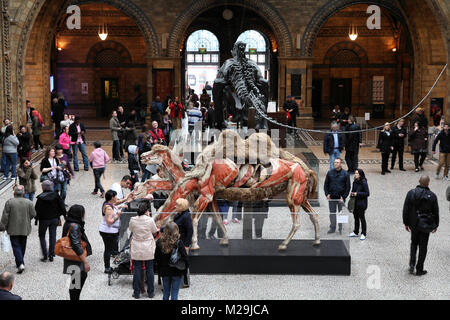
[169,102,184,119]
[148,128,165,142]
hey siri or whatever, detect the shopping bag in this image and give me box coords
[1,232,11,253]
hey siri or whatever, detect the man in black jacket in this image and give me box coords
[324,158,351,234]
[403,176,439,276]
[344,116,361,174]
[391,118,407,171]
[432,123,449,180]
[323,122,345,171]
[0,272,21,300]
[69,117,89,171]
[35,180,66,262]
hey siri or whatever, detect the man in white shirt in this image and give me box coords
[110,175,133,205]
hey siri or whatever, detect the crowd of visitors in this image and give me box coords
[0,94,447,301]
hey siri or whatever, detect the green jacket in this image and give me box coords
[17,166,38,194]
[0,197,36,236]
[32,117,41,136]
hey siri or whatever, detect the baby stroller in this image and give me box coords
[108,236,132,286]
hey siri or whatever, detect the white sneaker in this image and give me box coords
[435,173,440,179]
[444,176,449,181]
[17,264,25,274]
[348,232,358,237]
[360,234,366,241]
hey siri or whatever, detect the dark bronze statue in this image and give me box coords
[213,41,269,129]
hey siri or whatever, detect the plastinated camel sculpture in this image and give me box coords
[136,130,319,251]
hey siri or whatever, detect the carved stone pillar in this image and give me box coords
[1,0,12,124]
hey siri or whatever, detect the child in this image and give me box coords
[127,145,140,188]
[88,141,110,198]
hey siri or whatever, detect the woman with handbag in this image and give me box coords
[61,205,92,301]
[129,200,158,299]
[40,147,60,182]
[155,221,189,300]
[348,169,370,240]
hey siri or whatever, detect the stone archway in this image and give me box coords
[14,0,159,128]
[167,0,293,57]
[300,0,416,58]
[86,40,133,64]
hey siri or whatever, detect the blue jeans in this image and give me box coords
[38,218,59,258]
[133,260,154,297]
[93,168,105,193]
[141,170,151,182]
[0,152,6,172]
[72,143,89,171]
[24,193,35,202]
[4,153,18,178]
[55,181,68,201]
[329,149,341,170]
[162,276,182,300]
[10,236,27,267]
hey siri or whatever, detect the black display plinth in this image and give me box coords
[189,239,350,275]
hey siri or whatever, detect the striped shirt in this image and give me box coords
[188,108,203,126]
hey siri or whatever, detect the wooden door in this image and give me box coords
[312,79,322,118]
[153,70,173,101]
[330,78,352,112]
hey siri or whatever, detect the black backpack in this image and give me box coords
[414,189,437,233]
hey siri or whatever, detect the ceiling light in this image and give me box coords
[98,23,108,41]
[348,24,358,41]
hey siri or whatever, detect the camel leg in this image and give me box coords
[303,201,321,246]
[278,206,301,251]
[190,212,202,251]
[211,198,229,246]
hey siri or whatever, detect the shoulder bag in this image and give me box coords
[414,190,437,233]
[55,224,87,261]
[168,240,186,271]
[347,196,356,213]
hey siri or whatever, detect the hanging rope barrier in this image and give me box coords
[254,63,448,135]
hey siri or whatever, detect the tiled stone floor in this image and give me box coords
[0,147,449,300]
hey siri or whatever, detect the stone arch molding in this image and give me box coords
[67,0,160,56]
[300,0,414,58]
[167,0,294,57]
[14,0,159,124]
[324,41,368,65]
[86,40,132,64]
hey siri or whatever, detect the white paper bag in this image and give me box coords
[1,232,11,253]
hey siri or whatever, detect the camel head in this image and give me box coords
[140,144,172,166]
[131,182,148,199]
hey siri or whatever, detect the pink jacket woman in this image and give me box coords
[58,131,71,151]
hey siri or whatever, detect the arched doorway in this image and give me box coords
[178,5,280,104]
[19,0,158,141]
[185,30,220,98]
[309,4,414,122]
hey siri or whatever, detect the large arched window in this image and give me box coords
[185,30,220,96]
[236,30,269,79]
